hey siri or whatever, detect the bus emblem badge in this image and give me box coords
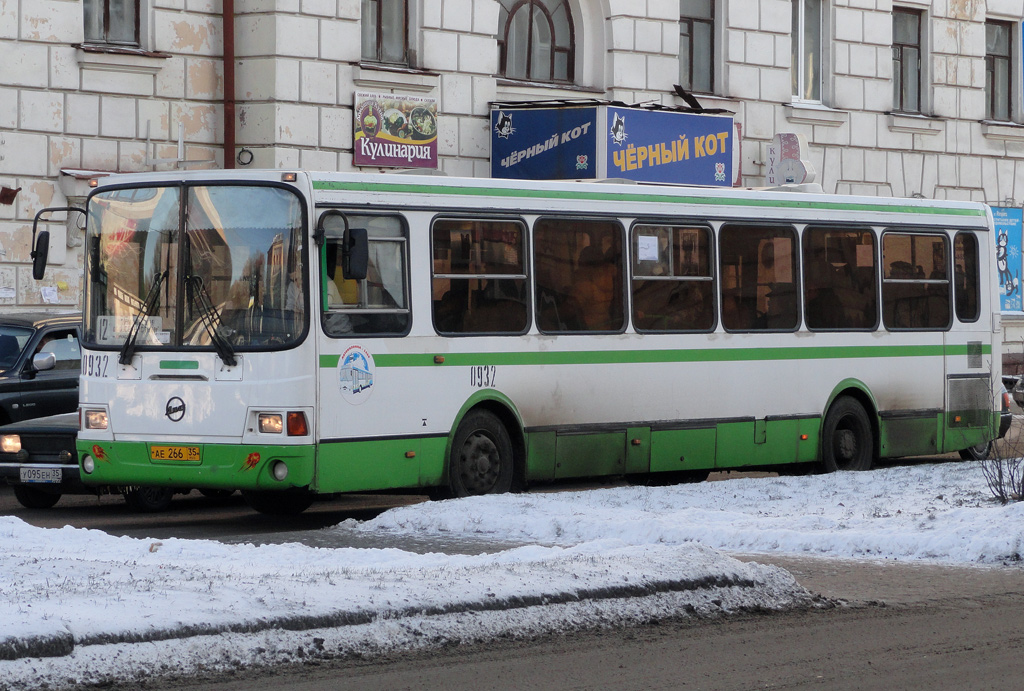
[165,396,186,422]
[339,345,375,405]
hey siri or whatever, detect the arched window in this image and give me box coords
[498,0,575,83]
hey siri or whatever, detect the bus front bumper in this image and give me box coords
[76,440,315,491]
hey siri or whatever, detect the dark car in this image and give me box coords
[0,312,81,426]
[0,412,181,511]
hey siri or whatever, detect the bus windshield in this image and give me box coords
[83,184,306,352]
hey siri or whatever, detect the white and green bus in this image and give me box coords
[48,170,1000,513]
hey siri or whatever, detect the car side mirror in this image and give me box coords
[31,351,56,373]
[32,230,50,280]
[343,227,368,281]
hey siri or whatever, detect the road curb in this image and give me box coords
[3,573,819,661]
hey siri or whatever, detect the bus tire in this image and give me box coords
[449,410,514,498]
[122,486,174,513]
[13,485,61,509]
[958,441,992,461]
[821,397,874,472]
[242,488,314,515]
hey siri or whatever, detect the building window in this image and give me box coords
[498,0,574,83]
[892,8,923,114]
[792,0,822,101]
[986,20,1013,121]
[362,0,408,65]
[679,0,714,94]
[83,0,139,46]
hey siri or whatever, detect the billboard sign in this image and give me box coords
[354,92,437,169]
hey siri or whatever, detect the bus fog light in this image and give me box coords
[82,455,95,474]
[84,410,108,430]
[270,460,288,481]
[1,434,21,454]
[258,413,283,434]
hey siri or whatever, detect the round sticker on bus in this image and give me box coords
[339,345,375,404]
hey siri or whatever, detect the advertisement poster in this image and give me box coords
[605,106,733,186]
[490,107,598,180]
[993,206,1023,312]
[353,92,437,169]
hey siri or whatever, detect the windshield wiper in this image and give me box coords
[119,270,167,366]
[186,275,237,367]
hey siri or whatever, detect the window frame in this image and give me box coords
[430,215,531,337]
[801,225,879,332]
[630,221,716,334]
[953,231,981,324]
[318,209,412,338]
[533,216,626,334]
[498,0,576,84]
[679,0,715,95]
[361,0,410,66]
[718,223,801,333]
[985,19,1015,122]
[83,0,141,48]
[892,6,924,115]
[792,0,824,103]
[880,229,951,331]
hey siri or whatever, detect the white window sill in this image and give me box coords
[887,112,943,135]
[783,102,848,127]
[354,64,440,93]
[981,120,1024,142]
[76,44,169,74]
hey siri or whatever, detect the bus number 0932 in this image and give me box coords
[470,366,496,388]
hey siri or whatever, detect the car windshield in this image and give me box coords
[0,326,32,373]
[83,184,307,352]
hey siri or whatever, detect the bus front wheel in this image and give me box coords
[821,397,874,472]
[449,411,514,498]
[242,488,315,515]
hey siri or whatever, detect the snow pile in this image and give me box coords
[355,461,1024,564]
[1,461,1022,688]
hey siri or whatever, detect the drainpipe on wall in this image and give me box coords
[223,0,236,169]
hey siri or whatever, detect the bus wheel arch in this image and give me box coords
[444,400,525,498]
[820,392,876,472]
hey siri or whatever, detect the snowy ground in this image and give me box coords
[2,460,1023,689]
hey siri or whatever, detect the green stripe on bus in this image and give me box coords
[312,180,987,217]
[160,360,200,370]
[319,343,989,369]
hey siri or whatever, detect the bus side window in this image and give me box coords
[534,218,625,333]
[954,232,980,322]
[431,218,529,335]
[719,224,798,331]
[319,213,410,336]
[882,232,950,330]
[802,227,877,330]
[631,225,714,332]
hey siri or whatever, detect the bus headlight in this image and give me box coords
[83,409,108,430]
[1,434,21,454]
[82,455,95,474]
[258,413,283,434]
[270,460,288,481]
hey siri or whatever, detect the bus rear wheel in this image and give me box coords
[821,397,874,472]
[449,411,514,498]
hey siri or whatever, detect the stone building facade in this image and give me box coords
[3,0,1024,324]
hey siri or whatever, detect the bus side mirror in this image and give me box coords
[31,230,50,280]
[343,227,368,280]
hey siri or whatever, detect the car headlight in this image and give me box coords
[1,434,21,454]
